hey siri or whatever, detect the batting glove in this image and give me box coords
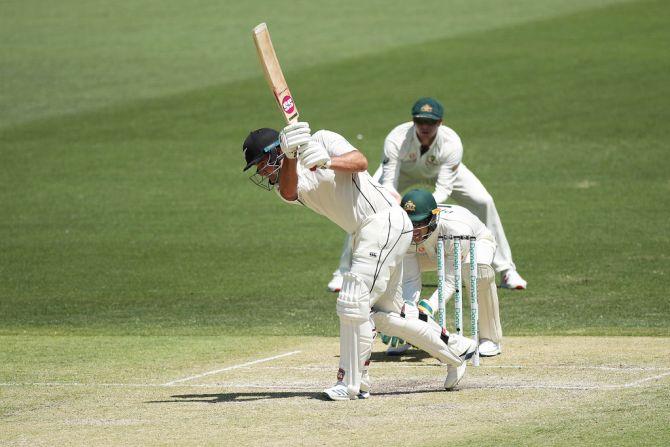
[279,122,311,159]
[300,141,331,169]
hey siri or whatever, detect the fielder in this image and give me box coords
[386,189,503,357]
[242,123,477,400]
[328,97,526,292]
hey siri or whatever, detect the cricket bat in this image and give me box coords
[252,23,299,124]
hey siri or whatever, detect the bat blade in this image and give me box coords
[252,23,299,124]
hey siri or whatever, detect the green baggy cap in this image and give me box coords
[411,97,444,120]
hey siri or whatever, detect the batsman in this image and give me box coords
[393,189,504,358]
[242,124,477,400]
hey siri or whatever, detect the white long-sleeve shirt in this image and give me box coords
[281,130,397,234]
[380,122,463,204]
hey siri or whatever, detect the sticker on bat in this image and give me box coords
[281,95,295,115]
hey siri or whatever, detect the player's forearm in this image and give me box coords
[381,157,400,191]
[330,150,368,173]
[432,188,450,205]
[279,158,299,201]
[433,164,459,204]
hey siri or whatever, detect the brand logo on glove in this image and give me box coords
[403,200,416,212]
[281,95,295,114]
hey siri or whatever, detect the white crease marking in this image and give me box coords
[3,355,670,393]
[619,371,670,388]
[1,371,669,392]
[255,364,670,372]
[0,381,315,390]
[162,350,301,385]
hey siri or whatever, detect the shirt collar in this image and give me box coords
[412,125,438,153]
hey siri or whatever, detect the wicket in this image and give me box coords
[437,235,480,366]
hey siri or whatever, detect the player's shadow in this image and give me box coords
[147,391,328,404]
[369,349,438,364]
[147,387,450,404]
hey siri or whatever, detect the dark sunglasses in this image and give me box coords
[413,118,440,126]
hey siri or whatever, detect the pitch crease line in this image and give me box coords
[162,350,301,386]
[621,371,670,387]
[2,372,669,391]
[0,381,316,390]
[255,364,670,372]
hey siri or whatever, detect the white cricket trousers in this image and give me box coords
[349,206,413,312]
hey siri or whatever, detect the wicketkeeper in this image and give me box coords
[384,189,503,359]
[242,124,477,400]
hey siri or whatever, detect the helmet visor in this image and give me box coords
[248,140,284,190]
[411,213,437,243]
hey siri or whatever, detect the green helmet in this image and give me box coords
[401,189,438,243]
[401,189,437,223]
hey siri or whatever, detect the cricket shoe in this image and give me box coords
[324,382,352,400]
[357,389,370,399]
[386,343,412,356]
[444,363,466,390]
[478,339,501,357]
[358,371,371,399]
[444,334,478,390]
[324,382,368,401]
[500,270,527,290]
[324,372,371,400]
[327,271,344,293]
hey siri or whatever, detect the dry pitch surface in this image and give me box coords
[2,336,669,446]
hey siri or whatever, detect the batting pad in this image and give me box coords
[336,273,373,398]
[372,311,468,366]
[477,264,503,343]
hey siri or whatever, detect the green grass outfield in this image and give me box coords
[1,0,669,445]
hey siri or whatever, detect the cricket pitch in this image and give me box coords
[2,336,669,446]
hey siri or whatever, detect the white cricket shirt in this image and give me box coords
[381,122,463,203]
[287,130,397,234]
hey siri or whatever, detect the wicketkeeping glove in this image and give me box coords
[279,122,311,159]
[300,141,331,169]
[380,333,406,348]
